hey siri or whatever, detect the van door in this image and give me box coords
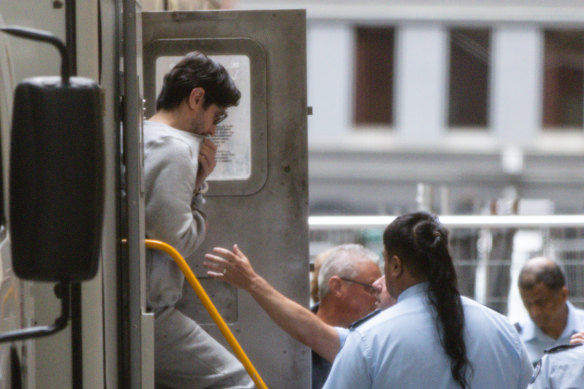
[0,14,25,389]
[142,10,309,389]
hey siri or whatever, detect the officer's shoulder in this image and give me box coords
[349,309,382,330]
[531,343,584,384]
[543,343,583,355]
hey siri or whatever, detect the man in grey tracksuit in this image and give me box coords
[144,51,253,389]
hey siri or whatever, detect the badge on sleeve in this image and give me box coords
[530,359,541,384]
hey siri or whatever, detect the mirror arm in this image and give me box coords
[0,281,70,343]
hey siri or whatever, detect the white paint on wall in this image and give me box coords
[491,26,542,146]
[307,22,354,144]
[395,24,447,144]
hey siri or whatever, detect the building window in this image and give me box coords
[354,27,394,126]
[448,29,490,128]
[543,30,584,129]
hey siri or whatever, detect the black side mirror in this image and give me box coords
[3,26,104,282]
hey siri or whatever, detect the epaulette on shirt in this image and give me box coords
[349,309,381,330]
[543,342,583,355]
[530,343,584,384]
[514,322,522,334]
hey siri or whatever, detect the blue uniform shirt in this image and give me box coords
[323,282,533,389]
[528,343,584,389]
[515,301,584,366]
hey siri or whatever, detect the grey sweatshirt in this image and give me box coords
[143,120,207,311]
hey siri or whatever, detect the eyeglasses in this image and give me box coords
[340,277,377,294]
[214,112,228,125]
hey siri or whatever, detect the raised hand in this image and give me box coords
[204,244,259,291]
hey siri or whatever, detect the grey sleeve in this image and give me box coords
[144,140,207,259]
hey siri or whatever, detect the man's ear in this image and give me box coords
[387,255,404,278]
[560,285,568,303]
[328,276,344,297]
[188,87,205,109]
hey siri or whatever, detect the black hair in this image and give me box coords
[155,51,241,111]
[383,212,471,389]
[518,260,566,292]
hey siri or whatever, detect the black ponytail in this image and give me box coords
[384,212,471,388]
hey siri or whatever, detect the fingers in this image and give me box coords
[197,154,214,178]
[199,139,217,170]
[233,244,242,255]
[203,257,227,280]
[204,251,239,287]
[201,138,218,152]
[204,252,228,264]
[210,246,249,266]
[231,245,251,264]
[203,245,256,291]
[206,270,225,279]
[212,247,236,258]
[204,253,228,270]
[196,139,217,188]
[203,248,237,278]
[570,331,584,344]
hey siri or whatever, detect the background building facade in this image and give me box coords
[235,0,584,315]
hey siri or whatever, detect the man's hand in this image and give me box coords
[570,331,584,344]
[195,138,217,191]
[206,244,343,362]
[204,245,259,291]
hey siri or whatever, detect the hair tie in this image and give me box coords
[432,230,441,246]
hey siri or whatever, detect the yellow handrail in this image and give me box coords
[145,239,268,389]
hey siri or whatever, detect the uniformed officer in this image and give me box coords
[529,343,584,388]
[323,212,533,389]
[516,256,584,366]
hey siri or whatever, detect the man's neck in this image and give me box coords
[316,299,353,328]
[391,275,424,301]
[149,109,187,132]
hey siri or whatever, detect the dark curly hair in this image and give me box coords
[155,51,241,111]
[383,212,471,388]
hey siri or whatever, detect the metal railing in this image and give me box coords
[309,215,584,319]
[309,215,584,229]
